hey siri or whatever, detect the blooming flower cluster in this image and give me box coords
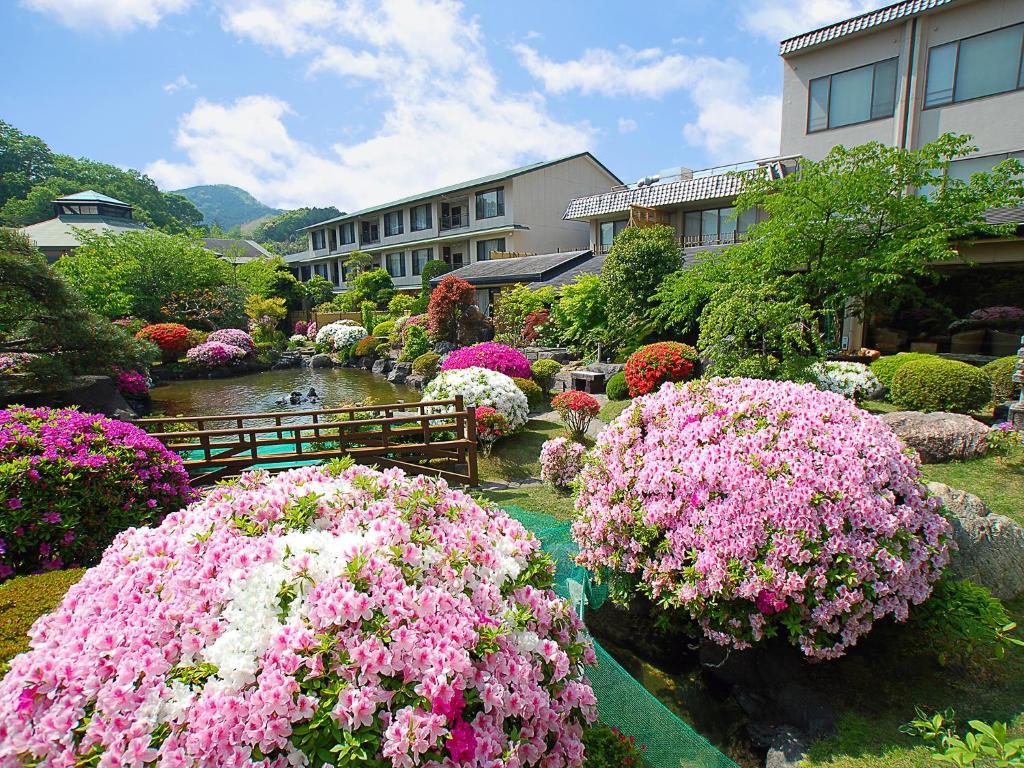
[135,323,191,362]
[440,343,533,379]
[0,407,194,580]
[316,320,368,352]
[0,463,597,766]
[398,314,428,343]
[0,353,35,374]
[969,306,1024,322]
[474,406,510,456]
[623,342,698,397]
[306,321,318,341]
[572,378,952,660]
[206,328,256,355]
[540,437,586,490]
[810,361,884,400]
[113,369,149,397]
[289,334,309,344]
[185,341,247,368]
[422,367,530,432]
[293,320,309,336]
[551,391,600,441]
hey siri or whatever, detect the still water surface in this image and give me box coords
[150,368,420,416]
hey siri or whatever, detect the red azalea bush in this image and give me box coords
[474,405,510,456]
[623,341,698,397]
[427,275,475,342]
[551,390,600,440]
[135,323,191,363]
[0,407,195,580]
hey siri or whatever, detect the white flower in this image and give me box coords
[316,321,367,351]
[421,366,529,431]
[811,361,884,400]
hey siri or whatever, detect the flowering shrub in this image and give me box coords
[623,342,698,397]
[441,342,532,379]
[113,369,149,397]
[293,319,308,336]
[551,390,600,441]
[474,406,510,456]
[810,361,883,400]
[185,341,247,368]
[289,334,309,344]
[428,274,475,342]
[540,437,586,489]
[0,463,597,765]
[522,309,550,345]
[399,313,428,342]
[206,328,256,355]
[0,354,35,374]
[306,321,318,341]
[315,320,368,352]
[423,367,530,432]
[0,407,194,580]
[582,724,647,768]
[135,323,190,363]
[969,306,1024,322]
[352,335,382,358]
[572,378,952,660]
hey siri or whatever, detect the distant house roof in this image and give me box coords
[779,0,956,56]
[20,215,145,250]
[53,190,133,207]
[429,249,599,288]
[200,237,273,263]
[983,207,1024,227]
[304,153,622,230]
[563,172,748,220]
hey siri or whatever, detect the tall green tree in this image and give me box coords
[235,255,300,301]
[55,229,231,320]
[0,120,53,208]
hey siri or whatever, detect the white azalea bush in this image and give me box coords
[810,361,884,400]
[315,320,367,352]
[422,366,530,432]
[0,461,598,766]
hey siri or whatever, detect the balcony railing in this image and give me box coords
[679,231,749,249]
[439,212,470,231]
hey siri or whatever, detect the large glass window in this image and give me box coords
[329,228,338,251]
[411,247,432,276]
[599,219,627,250]
[384,211,403,237]
[340,222,355,245]
[925,24,1024,107]
[410,204,432,231]
[360,221,379,243]
[476,238,505,262]
[475,188,505,219]
[385,251,406,278]
[807,57,899,132]
[683,207,758,245]
[312,230,326,250]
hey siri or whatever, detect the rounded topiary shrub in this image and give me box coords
[352,334,381,358]
[890,357,992,413]
[982,355,1020,403]
[531,358,562,392]
[572,378,952,660]
[810,361,883,400]
[315,320,367,352]
[440,342,532,379]
[422,367,530,431]
[411,351,440,378]
[0,463,597,765]
[869,352,936,389]
[512,376,544,410]
[372,319,396,339]
[136,322,190,363]
[604,371,629,401]
[0,407,195,580]
[623,342,698,397]
[206,328,255,355]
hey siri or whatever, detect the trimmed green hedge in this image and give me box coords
[890,357,991,413]
[870,352,936,389]
[982,355,1020,403]
[512,377,544,410]
[412,351,440,378]
[0,569,85,666]
[605,371,629,401]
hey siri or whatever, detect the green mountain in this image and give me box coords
[171,184,281,231]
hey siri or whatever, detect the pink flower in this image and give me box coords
[6,498,21,510]
[447,719,477,763]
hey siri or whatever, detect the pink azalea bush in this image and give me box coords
[0,407,195,580]
[0,462,597,765]
[185,340,247,368]
[969,306,1024,322]
[206,328,256,355]
[440,343,532,379]
[572,378,952,660]
[540,437,586,490]
[293,319,309,336]
[113,369,149,397]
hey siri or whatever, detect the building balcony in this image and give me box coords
[439,212,470,231]
[679,231,749,249]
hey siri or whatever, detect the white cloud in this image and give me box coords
[163,74,195,94]
[515,44,781,161]
[740,0,886,42]
[20,0,191,31]
[617,117,638,134]
[147,0,592,209]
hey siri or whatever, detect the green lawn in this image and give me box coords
[923,454,1024,525]
[598,399,630,422]
[475,484,576,521]
[477,418,566,483]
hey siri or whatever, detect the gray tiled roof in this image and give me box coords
[54,190,133,207]
[779,0,955,56]
[200,237,273,262]
[563,172,747,220]
[984,206,1024,226]
[20,215,146,248]
[429,250,595,287]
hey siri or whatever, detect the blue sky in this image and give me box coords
[0,0,882,211]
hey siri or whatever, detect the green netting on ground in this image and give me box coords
[501,505,737,768]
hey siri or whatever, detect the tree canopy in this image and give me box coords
[250,207,342,251]
[601,224,680,346]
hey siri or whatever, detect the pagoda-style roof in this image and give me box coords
[53,190,133,208]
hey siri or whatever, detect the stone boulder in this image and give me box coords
[765,727,810,768]
[387,362,412,385]
[928,482,1024,600]
[371,358,392,376]
[309,354,334,369]
[404,374,427,390]
[879,411,989,463]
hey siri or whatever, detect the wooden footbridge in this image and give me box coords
[135,397,478,487]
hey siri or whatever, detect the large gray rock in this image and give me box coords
[765,727,810,768]
[309,354,334,369]
[929,482,1024,600]
[880,411,989,463]
[387,363,412,385]
[371,358,392,376]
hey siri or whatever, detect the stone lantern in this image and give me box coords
[1010,335,1024,430]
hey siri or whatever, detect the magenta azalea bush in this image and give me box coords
[572,378,953,660]
[185,340,247,368]
[0,462,596,766]
[206,328,256,355]
[440,343,532,379]
[540,437,586,490]
[0,407,195,580]
[113,369,149,397]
